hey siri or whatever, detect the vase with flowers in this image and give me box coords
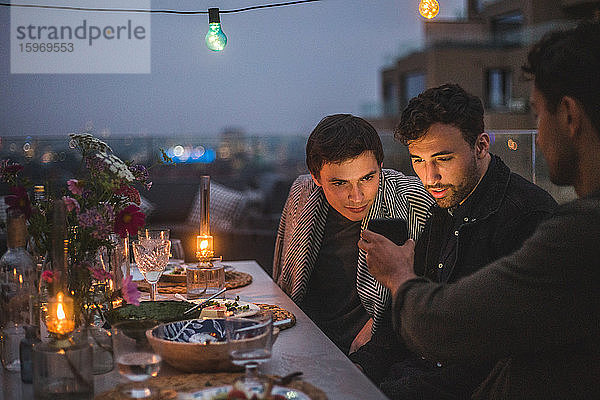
[1,133,168,372]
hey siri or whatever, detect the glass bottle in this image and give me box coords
[19,324,40,382]
[0,209,36,371]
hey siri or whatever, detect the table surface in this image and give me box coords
[1,260,388,400]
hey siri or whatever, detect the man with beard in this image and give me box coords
[350,83,557,399]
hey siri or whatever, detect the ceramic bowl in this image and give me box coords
[146,318,276,372]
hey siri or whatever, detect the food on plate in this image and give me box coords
[210,385,287,400]
[200,305,227,318]
[199,297,251,317]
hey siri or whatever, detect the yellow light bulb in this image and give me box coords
[419,0,440,19]
[200,240,209,250]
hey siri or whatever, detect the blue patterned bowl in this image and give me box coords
[147,318,266,372]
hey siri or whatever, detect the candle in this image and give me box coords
[45,291,75,338]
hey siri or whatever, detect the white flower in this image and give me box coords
[69,133,112,153]
[96,152,135,182]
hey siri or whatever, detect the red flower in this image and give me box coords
[115,184,141,205]
[88,266,111,282]
[3,164,24,175]
[5,186,32,219]
[41,270,54,283]
[114,204,145,238]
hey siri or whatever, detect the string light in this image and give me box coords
[419,0,439,19]
[206,8,227,51]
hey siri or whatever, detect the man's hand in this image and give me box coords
[349,318,373,353]
[358,229,417,295]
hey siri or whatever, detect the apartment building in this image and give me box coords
[369,0,600,131]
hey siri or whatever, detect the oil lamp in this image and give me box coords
[196,176,215,260]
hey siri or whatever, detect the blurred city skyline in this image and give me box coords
[0,0,465,137]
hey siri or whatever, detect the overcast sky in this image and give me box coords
[0,0,464,137]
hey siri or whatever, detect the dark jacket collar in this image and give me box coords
[448,154,510,222]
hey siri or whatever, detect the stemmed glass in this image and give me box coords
[225,311,273,397]
[132,239,171,301]
[138,229,170,244]
[112,320,161,399]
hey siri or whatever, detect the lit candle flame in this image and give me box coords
[57,302,66,320]
[200,240,209,250]
[18,274,23,284]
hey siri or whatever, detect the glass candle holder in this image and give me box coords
[32,338,93,400]
[44,292,75,340]
[196,235,214,260]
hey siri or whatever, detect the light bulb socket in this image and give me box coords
[208,8,221,23]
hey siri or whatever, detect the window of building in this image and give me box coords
[486,68,512,110]
[383,82,399,116]
[491,11,524,44]
[402,72,425,109]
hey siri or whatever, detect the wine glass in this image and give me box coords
[112,320,161,399]
[225,311,273,397]
[138,229,170,245]
[132,239,171,301]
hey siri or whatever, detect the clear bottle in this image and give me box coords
[0,209,36,371]
[28,185,46,269]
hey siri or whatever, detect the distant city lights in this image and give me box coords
[167,145,216,163]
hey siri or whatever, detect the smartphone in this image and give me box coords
[367,218,409,245]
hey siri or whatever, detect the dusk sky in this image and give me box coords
[0,0,464,137]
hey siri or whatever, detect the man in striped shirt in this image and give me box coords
[272,114,433,353]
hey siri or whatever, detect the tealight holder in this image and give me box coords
[32,292,93,399]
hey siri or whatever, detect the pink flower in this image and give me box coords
[121,275,140,306]
[41,270,54,283]
[5,186,32,219]
[114,204,145,238]
[67,179,83,195]
[89,266,111,282]
[63,196,80,213]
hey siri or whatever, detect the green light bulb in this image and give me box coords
[205,8,227,51]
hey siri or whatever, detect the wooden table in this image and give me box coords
[0,260,388,400]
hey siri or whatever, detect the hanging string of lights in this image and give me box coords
[0,0,321,15]
[1,0,442,51]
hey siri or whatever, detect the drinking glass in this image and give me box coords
[112,320,161,399]
[138,229,170,244]
[132,239,171,301]
[169,238,185,262]
[225,311,273,396]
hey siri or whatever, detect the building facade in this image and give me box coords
[370,0,600,131]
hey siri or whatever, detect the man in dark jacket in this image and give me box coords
[350,84,557,399]
[360,20,600,399]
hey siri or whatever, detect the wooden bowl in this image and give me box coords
[146,319,277,373]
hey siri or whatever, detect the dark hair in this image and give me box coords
[306,114,384,178]
[394,83,484,147]
[522,20,600,135]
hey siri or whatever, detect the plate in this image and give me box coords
[190,298,259,318]
[103,300,202,324]
[188,385,310,400]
